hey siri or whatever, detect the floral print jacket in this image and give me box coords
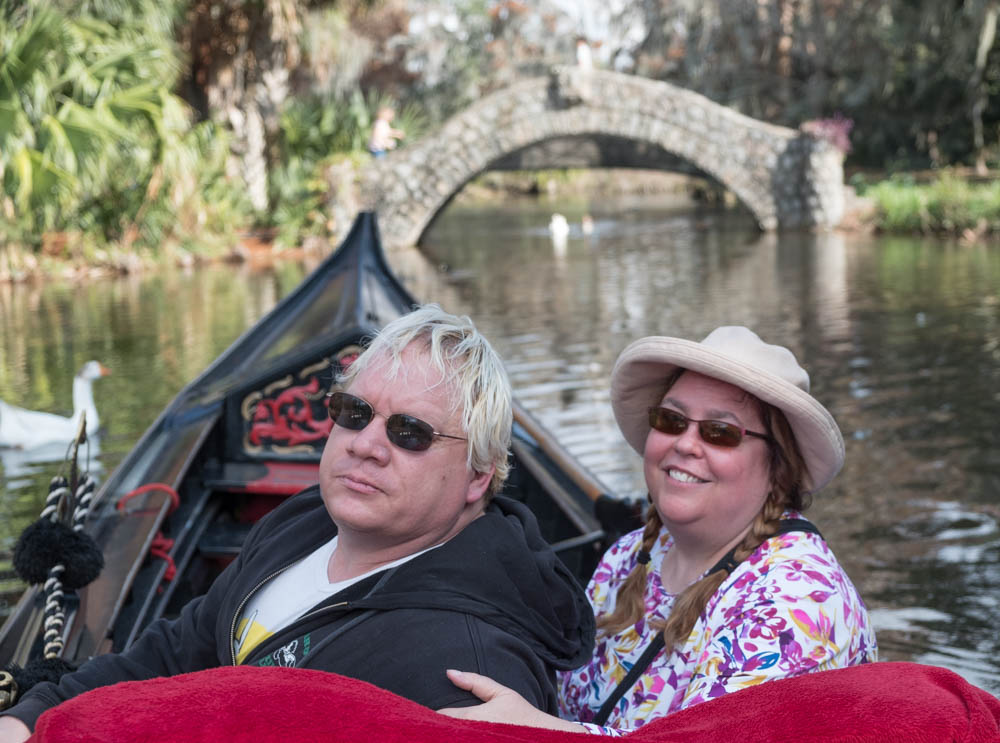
[559,514,878,735]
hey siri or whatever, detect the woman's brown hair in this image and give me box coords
[596,371,811,654]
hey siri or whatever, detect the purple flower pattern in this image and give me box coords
[559,513,878,736]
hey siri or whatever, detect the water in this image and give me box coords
[0,263,313,585]
[2,194,999,693]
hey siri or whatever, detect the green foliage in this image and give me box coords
[265,89,427,247]
[0,0,251,257]
[279,89,370,161]
[867,173,1000,234]
[135,118,254,256]
[267,153,331,249]
[278,89,427,163]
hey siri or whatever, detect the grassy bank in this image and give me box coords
[857,172,1000,238]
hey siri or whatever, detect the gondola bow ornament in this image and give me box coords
[2,415,104,709]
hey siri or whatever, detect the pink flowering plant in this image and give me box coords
[801,115,854,154]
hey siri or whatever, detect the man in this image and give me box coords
[0,305,595,740]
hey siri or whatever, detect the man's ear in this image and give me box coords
[465,466,495,504]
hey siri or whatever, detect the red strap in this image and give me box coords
[117,484,180,591]
[117,483,180,515]
[148,533,177,583]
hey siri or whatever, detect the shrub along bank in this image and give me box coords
[856,172,1000,238]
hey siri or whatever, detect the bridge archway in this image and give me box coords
[362,67,845,249]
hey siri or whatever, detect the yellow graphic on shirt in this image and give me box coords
[234,610,273,664]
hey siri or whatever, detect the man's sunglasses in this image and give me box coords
[648,407,770,449]
[327,391,467,452]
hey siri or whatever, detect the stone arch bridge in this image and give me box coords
[358,67,845,249]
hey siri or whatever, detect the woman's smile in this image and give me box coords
[665,467,708,484]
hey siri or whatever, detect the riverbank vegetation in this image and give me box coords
[856,173,1000,239]
[4,0,1000,281]
[0,0,426,280]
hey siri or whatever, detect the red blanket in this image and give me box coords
[32,662,1000,743]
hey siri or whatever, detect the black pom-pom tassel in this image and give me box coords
[12,520,104,589]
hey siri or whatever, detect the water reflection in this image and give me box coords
[0,437,104,489]
[1,198,999,694]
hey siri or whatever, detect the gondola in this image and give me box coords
[0,212,634,699]
[4,215,998,743]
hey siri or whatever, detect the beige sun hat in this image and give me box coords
[610,326,845,492]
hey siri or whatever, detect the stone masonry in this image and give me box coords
[358,67,846,249]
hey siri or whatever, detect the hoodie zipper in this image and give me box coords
[242,600,354,668]
[229,566,293,666]
[295,600,350,625]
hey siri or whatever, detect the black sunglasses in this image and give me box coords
[648,407,770,449]
[327,391,467,452]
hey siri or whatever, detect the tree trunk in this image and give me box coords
[972,1,998,175]
[180,0,301,214]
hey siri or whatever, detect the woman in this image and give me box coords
[443,326,877,734]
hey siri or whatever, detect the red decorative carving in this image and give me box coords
[248,377,333,447]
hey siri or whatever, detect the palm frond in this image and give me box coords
[0,6,64,96]
[39,113,79,175]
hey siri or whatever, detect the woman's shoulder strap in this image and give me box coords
[773,517,823,539]
[708,518,823,576]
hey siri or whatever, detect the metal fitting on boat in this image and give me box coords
[0,670,18,710]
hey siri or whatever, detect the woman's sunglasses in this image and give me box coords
[648,407,770,448]
[327,391,467,452]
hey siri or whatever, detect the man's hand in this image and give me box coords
[0,715,31,742]
[437,670,583,732]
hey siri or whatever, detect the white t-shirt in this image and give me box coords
[233,537,435,664]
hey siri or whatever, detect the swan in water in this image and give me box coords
[0,361,111,449]
[548,213,570,238]
[549,213,569,256]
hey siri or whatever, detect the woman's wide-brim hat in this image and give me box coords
[610,326,845,492]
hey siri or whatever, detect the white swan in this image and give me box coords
[548,213,570,238]
[0,361,110,449]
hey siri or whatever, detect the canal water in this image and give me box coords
[1,194,999,693]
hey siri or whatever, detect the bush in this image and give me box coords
[0,1,252,260]
[866,172,1000,235]
[265,90,427,248]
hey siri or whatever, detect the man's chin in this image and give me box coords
[322,491,387,526]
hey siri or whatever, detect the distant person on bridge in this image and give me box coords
[442,326,877,734]
[575,36,593,70]
[368,106,405,158]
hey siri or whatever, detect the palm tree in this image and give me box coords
[1,0,254,255]
[0,1,187,246]
[178,0,306,213]
[177,0,387,215]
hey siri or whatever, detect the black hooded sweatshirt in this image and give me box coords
[6,488,595,731]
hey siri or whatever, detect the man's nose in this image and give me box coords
[346,415,391,462]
